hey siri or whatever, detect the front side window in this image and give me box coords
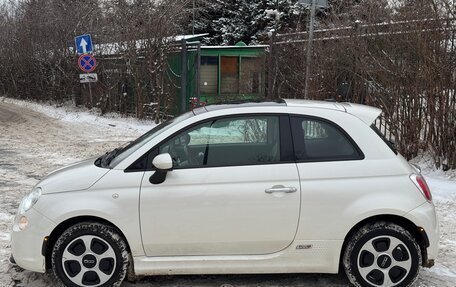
[291,116,363,161]
[108,111,194,168]
[159,116,280,168]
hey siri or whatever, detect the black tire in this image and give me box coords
[51,222,129,287]
[343,222,422,287]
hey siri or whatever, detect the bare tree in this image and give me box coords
[269,0,456,169]
[0,0,191,122]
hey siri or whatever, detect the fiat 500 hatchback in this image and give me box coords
[11,99,438,287]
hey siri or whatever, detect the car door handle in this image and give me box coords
[265,185,298,194]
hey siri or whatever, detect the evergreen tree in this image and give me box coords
[326,0,392,24]
[192,0,309,45]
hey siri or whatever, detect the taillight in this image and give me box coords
[410,174,432,201]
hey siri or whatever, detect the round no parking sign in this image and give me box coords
[78,54,97,73]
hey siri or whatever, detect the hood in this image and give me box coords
[37,157,110,194]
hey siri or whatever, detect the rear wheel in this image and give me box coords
[343,222,422,287]
[52,222,128,287]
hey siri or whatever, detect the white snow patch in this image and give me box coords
[410,153,456,180]
[0,213,13,223]
[0,231,10,242]
[426,176,456,201]
[422,262,456,278]
[0,96,156,134]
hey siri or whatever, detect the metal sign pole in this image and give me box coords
[88,81,93,108]
[181,39,188,113]
[304,0,317,99]
[196,42,201,105]
[192,0,195,35]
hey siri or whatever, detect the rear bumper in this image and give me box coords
[404,202,439,266]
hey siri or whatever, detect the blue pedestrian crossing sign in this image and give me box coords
[75,34,93,55]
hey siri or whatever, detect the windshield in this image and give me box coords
[95,111,194,168]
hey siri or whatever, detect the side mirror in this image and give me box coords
[152,153,173,171]
[150,153,173,185]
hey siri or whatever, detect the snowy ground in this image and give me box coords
[0,98,455,286]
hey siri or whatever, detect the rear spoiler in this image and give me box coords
[340,103,382,125]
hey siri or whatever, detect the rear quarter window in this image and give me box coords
[371,116,398,154]
[290,116,364,162]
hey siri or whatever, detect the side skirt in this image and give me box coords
[133,240,343,276]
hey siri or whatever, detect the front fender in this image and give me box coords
[33,170,144,256]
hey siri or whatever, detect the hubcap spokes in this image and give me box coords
[357,235,412,287]
[62,235,116,287]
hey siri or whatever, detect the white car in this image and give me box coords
[11,100,438,287]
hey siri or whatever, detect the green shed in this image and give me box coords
[94,35,268,117]
[168,41,268,113]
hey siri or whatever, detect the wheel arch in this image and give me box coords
[43,215,132,271]
[339,214,430,270]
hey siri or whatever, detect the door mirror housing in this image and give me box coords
[152,153,173,171]
[150,153,173,185]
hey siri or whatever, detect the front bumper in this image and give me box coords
[404,202,439,266]
[11,208,56,273]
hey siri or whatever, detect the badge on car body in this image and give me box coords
[296,244,313,250]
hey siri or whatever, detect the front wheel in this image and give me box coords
[51,222,129,287]
[343,222,422,287]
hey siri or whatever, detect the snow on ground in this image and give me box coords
[0,98,455,286]
[0,98,153,286]
[1,97,154,134]
[409,155,456,285]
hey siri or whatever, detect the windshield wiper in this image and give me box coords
[94,156,103,167]
[96,148,121,168]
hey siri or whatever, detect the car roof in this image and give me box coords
[193,99,286,115]
[284,99,382,124]
[193,99,382,125]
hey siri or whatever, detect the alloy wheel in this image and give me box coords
[357,235,412,286]
[61,235,117,286]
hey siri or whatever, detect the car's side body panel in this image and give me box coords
[140,163,301,256]
[133,239,344,276]
[287,106,427,259]
[32,170,146,257]
[295,162,425,242]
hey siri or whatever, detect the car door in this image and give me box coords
[139,114,301,256]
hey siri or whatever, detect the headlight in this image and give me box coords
[18,187,42,215]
